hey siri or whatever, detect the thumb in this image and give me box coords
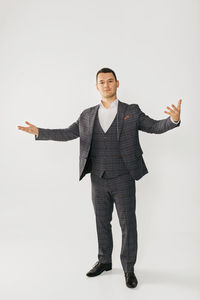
[25,121,33,126]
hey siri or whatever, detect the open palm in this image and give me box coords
[164,99,182,122]
[18,121,38,136]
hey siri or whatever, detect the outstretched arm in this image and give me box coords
[18,117,80,141]
[137,99,182,134]
[35,117,80,141]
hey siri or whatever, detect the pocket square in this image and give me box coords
[124,114,132,120]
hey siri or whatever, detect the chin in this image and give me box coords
[104,93,113,97]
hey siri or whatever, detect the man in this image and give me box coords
[18,68,182,288]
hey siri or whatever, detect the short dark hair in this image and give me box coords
[96,68,117,82]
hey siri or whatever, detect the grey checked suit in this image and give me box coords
[35,100,181,271]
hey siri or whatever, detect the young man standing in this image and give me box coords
[18,68,182,288]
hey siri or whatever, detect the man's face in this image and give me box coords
[96,72,119,99]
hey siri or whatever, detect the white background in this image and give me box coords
[1,0,199,299]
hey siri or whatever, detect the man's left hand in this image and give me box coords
[164,99,182,122]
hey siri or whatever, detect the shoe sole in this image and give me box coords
[126,283,138,288]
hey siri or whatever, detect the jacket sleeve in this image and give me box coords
[136,104,181,134]
[34,116,80,141]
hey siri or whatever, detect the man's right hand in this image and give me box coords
[18,121,39,137]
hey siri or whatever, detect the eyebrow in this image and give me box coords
[98,78,114,82]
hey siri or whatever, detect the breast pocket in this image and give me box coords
[123,118,137,133]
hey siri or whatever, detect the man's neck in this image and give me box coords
[101,96,117,109]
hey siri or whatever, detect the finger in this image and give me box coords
[171,104,178,112]
[164,111,171,115]
[18,126,26,130]
[18,126,28,131]
[25,121,34,127]
[177,99,182,109]
[166,106,174,113]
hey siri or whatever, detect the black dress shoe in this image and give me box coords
[124,272,138,288]
[86,261,112,277]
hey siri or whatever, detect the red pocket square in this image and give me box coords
[124,114,132,120]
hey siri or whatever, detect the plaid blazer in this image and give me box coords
[35,100,181,181]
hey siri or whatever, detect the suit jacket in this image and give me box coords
[35,100,181,181]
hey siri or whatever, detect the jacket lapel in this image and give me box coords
[117,100,128,140]
[88,104,100,144]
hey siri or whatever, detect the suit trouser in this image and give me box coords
[90,172,137,272]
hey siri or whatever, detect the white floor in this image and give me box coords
[0,233,199,300]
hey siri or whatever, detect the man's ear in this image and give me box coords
[117,80,119,88]
[96,83,99,91]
